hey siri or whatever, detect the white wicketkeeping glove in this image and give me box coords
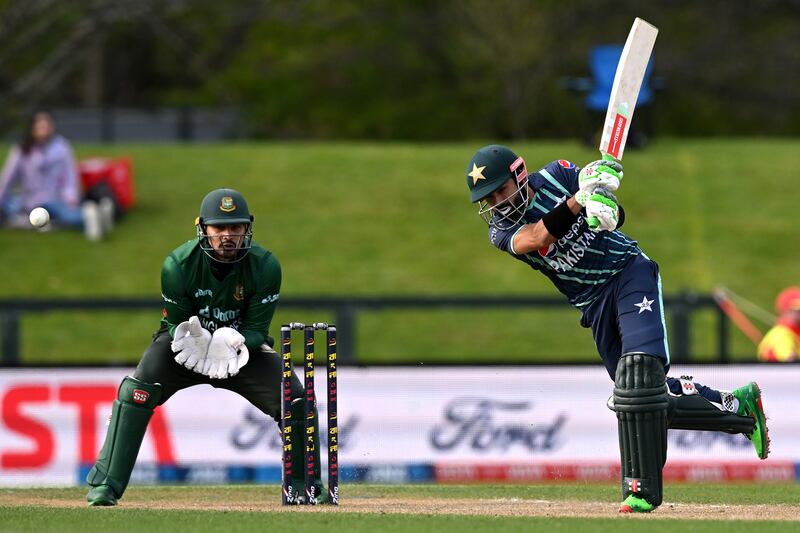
[171,316,212,372]
[203,327,250,379]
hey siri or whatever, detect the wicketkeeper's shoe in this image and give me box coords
[292,480,331,504]
[618,494,654,513]
[733,382,770,459]
[86,484,118,506]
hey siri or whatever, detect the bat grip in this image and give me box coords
[601,152,619,163]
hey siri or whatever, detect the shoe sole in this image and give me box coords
[619,504,654,513]
[88,499,116,506]
[751,383,770,459]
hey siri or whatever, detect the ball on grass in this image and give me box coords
[29,207,50,228]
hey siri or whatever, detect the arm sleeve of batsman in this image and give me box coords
[160,254,196,338]
[488,223,523,255]
[238,253,282,352]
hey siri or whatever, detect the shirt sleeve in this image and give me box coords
[546,160,580,195]
[160,254,195,338]
[239,253,282,351]
[489,224,525,255]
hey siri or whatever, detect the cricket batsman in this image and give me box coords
[465,145,769,513]
[86,188,328,505]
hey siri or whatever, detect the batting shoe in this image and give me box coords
[619,494,654,513]
[86,484,118,506]
[733,382,770,459]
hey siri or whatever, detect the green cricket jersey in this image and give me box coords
[159,238,281,351]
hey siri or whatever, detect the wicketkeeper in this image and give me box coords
[465,145,769,513]
[86,188,328,506]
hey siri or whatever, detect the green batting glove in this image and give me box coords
[578,159,623,194]
[582,188,619,231]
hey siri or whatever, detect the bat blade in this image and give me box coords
[599,17,658,161]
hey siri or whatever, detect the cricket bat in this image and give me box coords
[598,18,658,161]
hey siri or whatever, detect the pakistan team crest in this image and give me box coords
[220,196,236,212]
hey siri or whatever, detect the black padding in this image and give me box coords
[614,353,668,507]
[667,394,755,434]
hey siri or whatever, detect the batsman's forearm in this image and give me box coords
[514,198,582,254]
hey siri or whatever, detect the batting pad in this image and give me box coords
[667,394,755,434]
[613,353,668,507]
[86,376,163,498]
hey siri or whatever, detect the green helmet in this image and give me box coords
[466,144,522,203]
[195,188,254,263]
[197,188,253,225]
[466,145,530,229]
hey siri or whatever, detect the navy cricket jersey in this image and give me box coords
[489,160,641,308]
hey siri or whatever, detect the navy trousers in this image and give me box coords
[581,253,721,403]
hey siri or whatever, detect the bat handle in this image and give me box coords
[600,152,620,163]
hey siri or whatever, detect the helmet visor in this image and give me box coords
[197,223,253,263]
[477,156,530,230]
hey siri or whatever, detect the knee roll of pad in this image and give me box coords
[614,353,668,507]
[118,376,163,408]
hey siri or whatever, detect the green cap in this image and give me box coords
[465,144,520,203]
[197,188,253,225]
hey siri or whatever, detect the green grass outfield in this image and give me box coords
[1,139,798,364]
[1,484,800,532]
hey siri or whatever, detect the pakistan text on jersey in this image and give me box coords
[545,227,598,273]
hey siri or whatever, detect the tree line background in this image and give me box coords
[1,0,798,140]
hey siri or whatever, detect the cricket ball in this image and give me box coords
[29,207,50,228]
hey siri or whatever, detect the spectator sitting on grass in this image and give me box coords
[0,111,113,241]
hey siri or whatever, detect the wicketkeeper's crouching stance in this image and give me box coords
[86,188,329,506]
[465,145,770,513]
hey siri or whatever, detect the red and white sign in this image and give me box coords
[0,365,797,486]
